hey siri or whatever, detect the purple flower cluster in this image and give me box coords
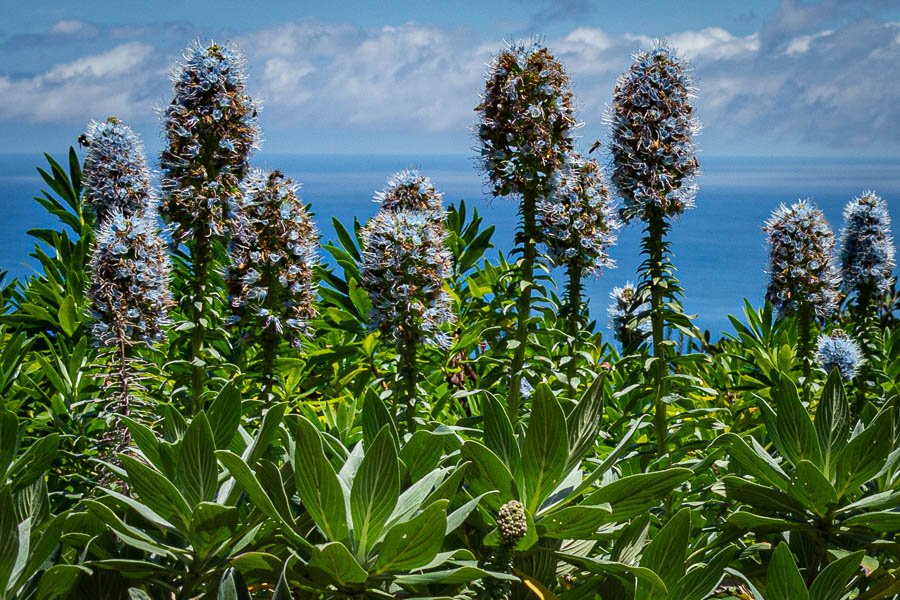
[540,153,620,276]
[839,190,895,297]
[764,199,840,318]
[159,41,260,242]
[476,39,577,198]
[87,209,173,346]
[361,172,455,349]
[228,170,319,342]
[608,45,700,221]
[607,282,650,346]
[816,329,863,380]
[82,118,154,219]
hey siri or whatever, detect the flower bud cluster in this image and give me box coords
[816,329,863,380]
[497,500,528,546]
[159,41,260,242]
[476,39,577,198]
[764,199,840,318]
[608,45,700,221]
[607,282,650,346]
[82,118,154,219]
[540,152,620,276]
[228,169,319,342]
[361,172,455,349]
[88,209,173,346]
[839,190,895,297]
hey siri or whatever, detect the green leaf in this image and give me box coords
[0,409,18,478]
[555,552,667,593]
[362,391,397,450]
[843,511,900,532]
[218,567,252,600]
[815,369,850,475]
[522,387,568,511]
[393,566,518,585]
[767,543,809,600]
[834,407,893,498]
[808,550,864,600]
[483,393,520,476]
[774,379,823,468]
[0,488,17,591]
[121,417,162,471]
[667,546,734,600]
[208,382,242,449]
[308,542,368,587]
[57,295,78,337]
[537,504,612,539]
[176,412,218,506]
[399,430,443,482]
[446,492,495,535]
[8,434,59,493]
[564,373,606,474]
[351,426,399,556]
[715,433,790,491]
[119,455,192,531]
[189,502,239,561]
[460,441,516,512]
[636,507,691,600]
[788,460,838,517]
[293,417,349,542]
[36,564,90,600]
[722,476,808,515]
[585,468,692,521]
[727,511,813,533]
[375,499,448,573]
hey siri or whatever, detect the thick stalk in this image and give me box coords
[190,223,210,414]
[796,305,814,387]
[259,329,278,406]
[564,260,583,391]
[647,212,669,461]
[507,188,538,424]
[116,332,132,448]
[854,288,878,414]
[399,328,419,435]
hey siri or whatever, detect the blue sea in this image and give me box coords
[1,153,898,337]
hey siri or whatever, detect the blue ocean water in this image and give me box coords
[1,153,897,337]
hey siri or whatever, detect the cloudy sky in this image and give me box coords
[1,0,899,156]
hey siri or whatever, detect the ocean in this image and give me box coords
[1,153,898,337]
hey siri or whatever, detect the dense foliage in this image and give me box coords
[0,38,898,600]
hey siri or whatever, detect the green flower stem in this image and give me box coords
[399,328,419,434]
[508,188,538,425]
[647,211,670,461]
[190,224,209,415]
[796,304,814,386]
[259,329,278,406]
[854,288,878,413]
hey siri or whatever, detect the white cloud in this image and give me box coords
[667,28,760,60]
[784,29,833,55]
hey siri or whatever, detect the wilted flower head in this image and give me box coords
[540,152,620,276]
[816,329,863,380]
[360,208,455,349]
[228,169,319,342]
[764,199,840,318]
[607,282,650,346]
[608,44,700,221]
[82,117,154,219]
[840,190,895,296]
[497,500,528,545]
[375,170,444,217]
[87,209,172,346]
[476,39,577,198]
[159,41,260,242]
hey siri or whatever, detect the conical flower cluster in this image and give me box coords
[608,45,700,221]
[228,169,319,342]
[88,209,173,346]
[540,152,620,276]
[497,500,528,546]
[360,171,455,349]
[82,118,153,219]
[476,39,577,198]
[159,41,260,242]
[840,190,895,297]
[607,282,650,346]
[764,199,840,318]
[816,329,863,380]
[374,169,445,215]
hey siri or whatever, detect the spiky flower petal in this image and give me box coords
[608,44,700,221]
[476,39,577,198]
[497,500,528,546]
[540,152,620,276]
[840,190,895,296]
[159,41,260,242]
[816,329,863,380]
[228,169,319,342]
[375,170,444,216]
[87,209,172,346]
[360,208,455,350]
[764,199,840,318]
[607,282,650,346]
[82,117,154,219]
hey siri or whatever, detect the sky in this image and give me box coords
[1,0,899,157]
